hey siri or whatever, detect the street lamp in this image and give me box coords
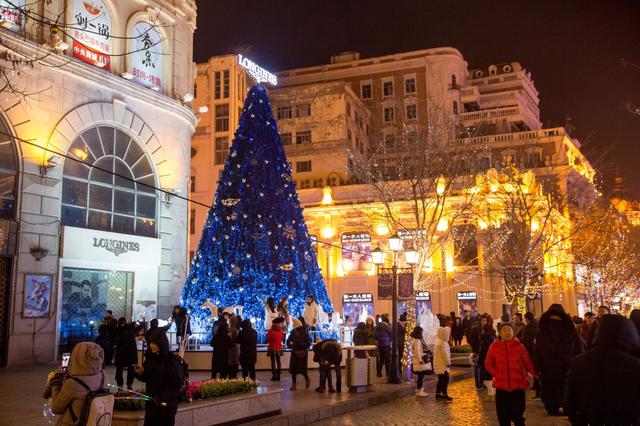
[372,234,418,384]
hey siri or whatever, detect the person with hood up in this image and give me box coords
[114,318,144,390]
[211,320,231,379]
[287,317,311,390]
[409,326,430,397]
[49,342,110,426]
[484,322,537,426]
[375,315,392,377]
[145,318,170,347]
[134,330,184,426]
[533,303,584,416]
[266,318,285,381]
[237,319,257,381]
[433,325,453,402]
[565,314,640,425]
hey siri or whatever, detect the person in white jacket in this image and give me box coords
[264,297,279,331]
[434,326,453,402]
[302,295,320,338]
[409,326,430,397]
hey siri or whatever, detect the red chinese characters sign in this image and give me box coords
[0,0,26,32]
[72,0,112,70]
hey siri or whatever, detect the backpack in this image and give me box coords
[69,374,114,426]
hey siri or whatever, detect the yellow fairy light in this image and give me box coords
[321,186,333,205]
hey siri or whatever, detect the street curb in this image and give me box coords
[247,368,473,426]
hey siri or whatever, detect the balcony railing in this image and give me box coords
[460,106,522,121]
[283,139,347,156]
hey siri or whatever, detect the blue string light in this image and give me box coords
[180,84,333,332]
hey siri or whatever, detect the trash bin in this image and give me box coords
[345,344,377,392]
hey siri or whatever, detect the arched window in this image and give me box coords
[451,74,457,87]
[61,126,157,237]
[0,117,17,219]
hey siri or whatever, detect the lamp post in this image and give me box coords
[372,233,418,384]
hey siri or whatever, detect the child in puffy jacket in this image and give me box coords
[266,318,285,381]
[434,326,453,402]
[484,322,537,426]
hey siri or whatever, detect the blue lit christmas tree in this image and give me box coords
[180,84,332,331]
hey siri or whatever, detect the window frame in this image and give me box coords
[360,80,372,100]
[404,74,417,95]
[382,78,394,98]
[295,160,312,173]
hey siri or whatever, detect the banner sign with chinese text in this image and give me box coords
[0,0,26,32]
[130,21,163,89]
[341,232,372,272]
[72,0,112,70]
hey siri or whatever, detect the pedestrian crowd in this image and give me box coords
[416,304,640,426]
[41,299,640,426]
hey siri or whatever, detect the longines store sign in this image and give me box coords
[62,226,160,266]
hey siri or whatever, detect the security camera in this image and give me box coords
[198,105,209,114]
[182,93,194,103]
[47,155,61,167]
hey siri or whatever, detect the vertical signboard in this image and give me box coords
[341,232,372,272]
[130,21,163,90]
[457,291,478,315]
[71,0,112,70]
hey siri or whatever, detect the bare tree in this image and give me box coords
[473,165,600,314]
[573,205,640,310]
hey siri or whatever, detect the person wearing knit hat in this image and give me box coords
[287,316,311,390]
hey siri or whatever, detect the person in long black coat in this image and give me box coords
[533,304,584,416]
[211,320,231,379]
[237,319,257,380]
[352,322,368,359]
[287,318,311,390]
[115,318,144,389]
[134,330,184,426]
[565,314,640,425]
[522,312,541,398]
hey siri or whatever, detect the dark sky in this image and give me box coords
[194,0,640,197]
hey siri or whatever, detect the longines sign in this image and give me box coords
[237,54,277,86]
[92,238,140,256]
[62,226,161,266]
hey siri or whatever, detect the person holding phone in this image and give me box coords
[115,317,144,390]
[46,342,109,424]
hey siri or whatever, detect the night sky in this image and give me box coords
[194,0,640,197]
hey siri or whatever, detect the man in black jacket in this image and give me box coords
[565,315,640,425]
[237,319,257,381]
[468,315,486,390]
[533,304,584,416]
[135,330,185,426]
[522,312,540,399]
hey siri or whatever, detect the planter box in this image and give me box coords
[112,387,282,426]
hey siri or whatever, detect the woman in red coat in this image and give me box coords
[266,319,285,381]
[484,322,537,426]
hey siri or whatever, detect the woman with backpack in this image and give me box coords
[49,341,111,425]
[114,318,144,390]
[134,330,185,426]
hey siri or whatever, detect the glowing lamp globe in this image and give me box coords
[372,245,384,265]
[388,233,403,252]
[404,245,419,265]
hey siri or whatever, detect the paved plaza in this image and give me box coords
[314,376,571,426]
[0,362,571,426]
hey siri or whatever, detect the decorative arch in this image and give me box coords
[124,11,172,95]
[46,100,170,188]
[0,111,19,219]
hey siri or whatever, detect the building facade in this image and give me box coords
[191,48,595,323]
[0,0,197,366]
